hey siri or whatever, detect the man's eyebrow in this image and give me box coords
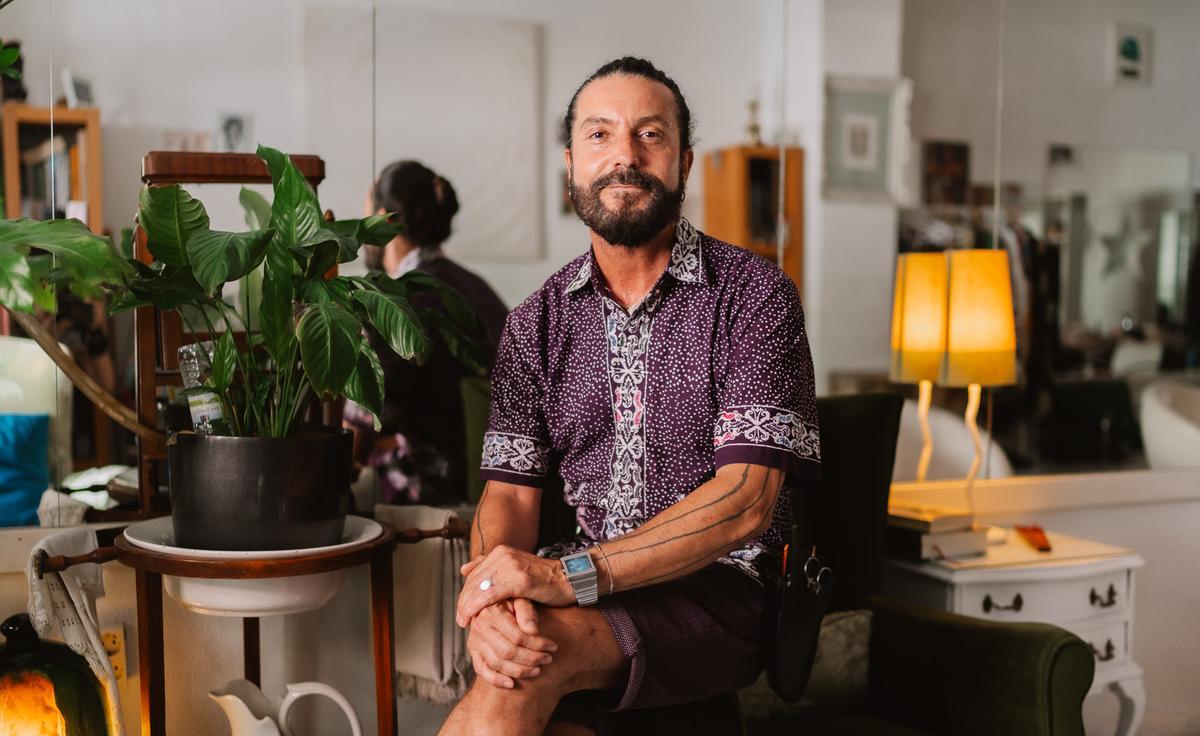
[579,116,614,128]
[634,115,672,128]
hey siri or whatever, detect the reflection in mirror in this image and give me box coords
[898,0,1200,477]
[0,0,373,528]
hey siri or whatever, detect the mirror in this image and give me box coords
[893,0,1200,478]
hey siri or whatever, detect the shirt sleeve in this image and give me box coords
[713,274,821,483]
[479,312,553,489]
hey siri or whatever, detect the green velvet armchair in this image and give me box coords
[743,392,1094,736]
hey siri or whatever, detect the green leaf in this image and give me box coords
[297,277,353,310]
[0,218,131,300]
[185,228,274,295]
[209,330,236,395]
[138,185,210,267]
[296,303,362,400]
[0,244,34,312]
[290,227,358,276]
[260,145,322,246]
[239,187,272,231]
[326,215,403,247]
[259,231,294,366]
[416,305,490,377]
[127,265,206,311]
[0,46,18,67]
[0,67,21,80]
[342,342,385,431]
[351,289,427,361]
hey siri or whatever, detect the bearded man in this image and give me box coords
[439,56,820,736]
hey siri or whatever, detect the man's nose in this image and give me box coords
[610,132,640,169]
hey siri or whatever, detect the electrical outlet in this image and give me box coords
[101,625,125,682]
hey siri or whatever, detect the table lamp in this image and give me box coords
[941,249,1017,495]
[889,252,949,482]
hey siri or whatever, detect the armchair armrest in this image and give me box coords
[864,595,1094,736]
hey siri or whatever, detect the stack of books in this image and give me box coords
[887,502,988,562]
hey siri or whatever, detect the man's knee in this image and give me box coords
[503,606,623,695]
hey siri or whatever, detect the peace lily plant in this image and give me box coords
[0,144,486,442]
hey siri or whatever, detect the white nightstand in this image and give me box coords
[882,529,1145,736]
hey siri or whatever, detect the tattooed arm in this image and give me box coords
[456,463,782,624]
[470,480,541,558]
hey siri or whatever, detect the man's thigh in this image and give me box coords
[548,563,767,734]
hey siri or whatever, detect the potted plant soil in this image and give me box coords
[0,145,486,550]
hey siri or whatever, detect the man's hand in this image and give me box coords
[456,545,575,627]
[466,599,558,689]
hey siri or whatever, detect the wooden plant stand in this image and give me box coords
[113,522,400,736]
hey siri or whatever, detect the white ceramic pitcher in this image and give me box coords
[210,678,362,736]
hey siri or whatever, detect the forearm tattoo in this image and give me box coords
[606,465,779,588]
[473,481,491,555]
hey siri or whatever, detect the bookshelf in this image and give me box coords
[1,102,110,468]
[1,102,104,232]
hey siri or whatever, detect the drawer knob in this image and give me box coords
[1091,638,1116,662]
[982,593,1023,614]
[1089,584,1118,608]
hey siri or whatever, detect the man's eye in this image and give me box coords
[641,131,661,139]
[589,131,606,141]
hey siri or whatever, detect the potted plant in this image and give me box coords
[0,145,486,550]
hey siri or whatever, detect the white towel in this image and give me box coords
[26,528,125,736]
[374,504,471,704]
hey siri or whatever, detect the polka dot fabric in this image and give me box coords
[481,218,821,578]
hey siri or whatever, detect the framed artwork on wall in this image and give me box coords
[1112,22,1153,86]
[822,75,913,203]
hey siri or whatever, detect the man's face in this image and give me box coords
[566,74,693,248]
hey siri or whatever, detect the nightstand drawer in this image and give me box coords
[958,569,1129,622]
[1070,619,1129,673]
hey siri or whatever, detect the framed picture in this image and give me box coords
[823,76,912,203]
[217,113,254,153]
[922,140,970,206]
[60,68,94,108]
[1112,22,1153,86]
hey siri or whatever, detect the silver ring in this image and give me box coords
[479,578,493,591]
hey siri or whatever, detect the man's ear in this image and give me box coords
[564,147,573,171]
[682,148,695,182]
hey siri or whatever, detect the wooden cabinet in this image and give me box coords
[702,145,804,294]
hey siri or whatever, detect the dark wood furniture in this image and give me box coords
[113,521,401,736]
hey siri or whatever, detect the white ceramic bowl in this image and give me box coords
[164,571,344,617]
[123,516,383,616]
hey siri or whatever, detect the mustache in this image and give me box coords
[590,168,665,192]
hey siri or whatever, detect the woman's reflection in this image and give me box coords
[346,161,507,505]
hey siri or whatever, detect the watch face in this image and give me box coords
[564,554,594,574]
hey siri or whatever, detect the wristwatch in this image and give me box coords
[560,550,599,606]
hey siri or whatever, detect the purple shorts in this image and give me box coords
[552,563,768,735]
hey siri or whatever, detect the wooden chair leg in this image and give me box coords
[370,552,397,736]
[135,569,165,736]
[243,618,260,686]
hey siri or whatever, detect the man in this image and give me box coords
[440,57,820,736]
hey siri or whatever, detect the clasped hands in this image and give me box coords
[456,545,576,689]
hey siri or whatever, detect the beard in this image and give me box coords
[569,163,684,248]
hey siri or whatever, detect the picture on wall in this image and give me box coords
[217,113,254,153]
[922,140,970,206]
[1112,22,1153,85]
[823,75,912,203]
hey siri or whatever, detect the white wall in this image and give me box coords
[903,0,1200,199]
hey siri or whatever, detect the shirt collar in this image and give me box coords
[387,247,441,279]
[565,218,707,295]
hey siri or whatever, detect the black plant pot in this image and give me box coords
[168,430,352,551]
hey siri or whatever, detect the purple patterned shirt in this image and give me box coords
[479,219,821,578]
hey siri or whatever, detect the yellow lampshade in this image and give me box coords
[941,249,1017,387]
[889,252,948,383]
